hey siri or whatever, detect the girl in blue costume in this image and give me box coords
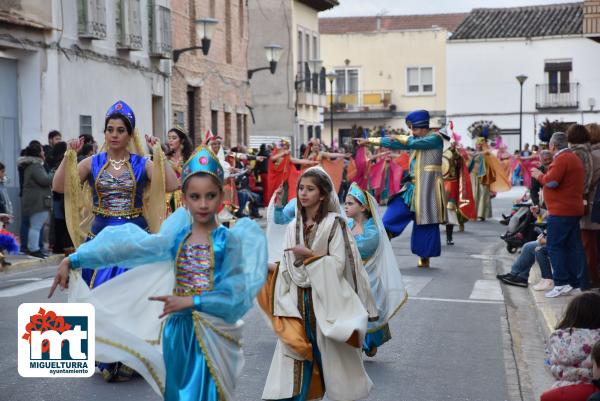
[49,146,268,401]
[51,100,179,380]
[344,182,408,357]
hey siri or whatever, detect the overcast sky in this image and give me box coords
[321,0,575,17]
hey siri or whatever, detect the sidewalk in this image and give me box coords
[1,253,63,273]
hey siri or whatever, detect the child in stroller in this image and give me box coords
[500,190,541,253]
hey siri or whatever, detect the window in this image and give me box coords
[406,66,434,94]
[116,0,143,50]
[545,61,572,94]
[305,33,311,63]
[149,4,172,58]
[225,0,232,64]
[224,112,232,147]
[334,68,359,95]
[211,110,219,136]
[236,113,243,145]
[78,0,107,39]
[79,115,92,136]
[312,35,318,60]
[174,111,184,127]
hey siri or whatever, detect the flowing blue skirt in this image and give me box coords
[163,311,219,401]
[81,215,147,288]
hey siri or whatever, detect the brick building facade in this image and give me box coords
[171,0,251,147]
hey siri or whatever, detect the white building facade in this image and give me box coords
[0,0,171,227]
[447,2,600,151]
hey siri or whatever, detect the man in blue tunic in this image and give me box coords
[358,110,447,267]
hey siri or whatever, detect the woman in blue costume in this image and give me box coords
[50,146,268,401]
[51,100,179,380]
[344,182,408,357]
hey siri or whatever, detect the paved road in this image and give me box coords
[0,188,537,401]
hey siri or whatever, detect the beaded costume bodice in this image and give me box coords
[174,243,213,296]
[96,169,135,214]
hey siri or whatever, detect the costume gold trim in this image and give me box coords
[64,149,88,247]
[366,137,382,146]
[143,143,167,233]
[96,336,165,394]
[391,134,409,145]
[191,312,230,401]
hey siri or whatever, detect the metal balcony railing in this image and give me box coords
[296,62,326,94]
[326,90,393,112]
[535,82,579,109]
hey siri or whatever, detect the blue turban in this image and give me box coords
[105,100,136,131]
[405,109,430,129]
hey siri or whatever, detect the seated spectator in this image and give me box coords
[587,341,600,401]
[541,292,600,401]
[497,233,552,289]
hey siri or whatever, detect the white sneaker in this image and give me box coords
[532,279,554,291]
[545,284,574,298]
[570,288,583,296]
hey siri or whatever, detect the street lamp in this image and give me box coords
[516,74,528,152]
[326,71,337,146]
[173,18,218,62]
[247,44,284,79]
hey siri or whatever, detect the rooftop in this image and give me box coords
[319,13,468,35]
[450,2,583,40]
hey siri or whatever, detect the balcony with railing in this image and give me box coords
[535,82,580,109]
[325,90,394,112]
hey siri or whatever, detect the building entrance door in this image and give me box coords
[0,58,20,233]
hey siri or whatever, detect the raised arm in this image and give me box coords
[52,154,91,193]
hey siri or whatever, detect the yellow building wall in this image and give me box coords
[321,29,448,113]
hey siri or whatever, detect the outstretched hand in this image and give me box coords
[48,257,71,298]
[149,295,194,319]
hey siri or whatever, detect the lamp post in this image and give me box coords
[516,74,528,152]
[247,44,284,80]
[326,71,337,146]
[173,18,218,62]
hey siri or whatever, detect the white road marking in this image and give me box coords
[410,296,503,304]
[469,279,504,301]
[6,278,43,282]
[402,276,432,296]
[0,278,53,297]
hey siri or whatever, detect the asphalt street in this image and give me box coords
[0,188,540,401]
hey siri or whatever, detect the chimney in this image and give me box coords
[584,0,600,38]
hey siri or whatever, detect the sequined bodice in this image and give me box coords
[96,169,135,213]
[174,243,213,296]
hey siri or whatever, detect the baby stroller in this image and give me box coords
[500,204,538,253]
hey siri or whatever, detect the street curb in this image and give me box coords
[495,246,564,340]
[1,254,63,274]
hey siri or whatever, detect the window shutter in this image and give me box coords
[319,67,326,95]
[150,5,172,58]
[117,0,143,50]
[78,0,107,39]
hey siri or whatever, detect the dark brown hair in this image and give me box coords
[592,340,600,367]
[298,169,332,224]
[586,123,600,145]
[556,292,600,330]
[167,128,193,161]
[182,172,223,194]
[567,124,591,145]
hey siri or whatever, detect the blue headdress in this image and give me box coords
[348,182,368,206]
[181,146,225,187]
[405,109,430,129]
[105,100,136,130]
